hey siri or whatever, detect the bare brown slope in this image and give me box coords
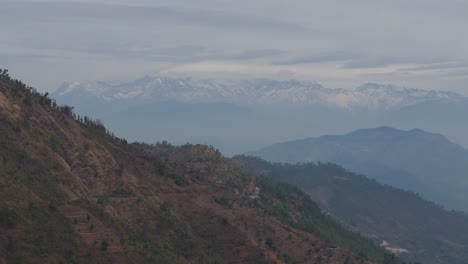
[0,72,373,263]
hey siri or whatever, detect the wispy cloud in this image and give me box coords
[342,56,445,69]
[273,52,359,65]
[0,1,308,32]
[398,62,468,72]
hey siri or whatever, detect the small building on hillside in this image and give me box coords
[381,240,409,254]
[246,178,261,199]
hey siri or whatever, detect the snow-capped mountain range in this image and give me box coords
[54,76,465,110]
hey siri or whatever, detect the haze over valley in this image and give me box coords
[2,1,468,263]
[53,75,468,155]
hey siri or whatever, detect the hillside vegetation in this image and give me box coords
[234,155,468,264]
[0,70,403,263]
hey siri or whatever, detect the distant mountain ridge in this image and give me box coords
[52,75,468,157]
[54,75,465,110]
[248,126,468,212]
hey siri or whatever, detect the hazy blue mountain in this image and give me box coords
[381,98,468,148]
[248,127,468,211]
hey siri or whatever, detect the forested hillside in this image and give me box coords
[0,70,401,263]
[234,155,468,264]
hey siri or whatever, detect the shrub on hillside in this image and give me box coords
[0,207,19,228]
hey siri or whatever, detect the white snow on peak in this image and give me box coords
[56,81,81,96]
[53,76,465,111]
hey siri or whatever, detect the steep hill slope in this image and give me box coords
[248,126,468,211]
[0,70,390,263]
[234,155,468,264]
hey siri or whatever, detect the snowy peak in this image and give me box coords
[53,76,465,111]
[56,80,112,98]
[355,83,463,108]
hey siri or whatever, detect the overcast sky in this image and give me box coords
[1,0,468,94]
